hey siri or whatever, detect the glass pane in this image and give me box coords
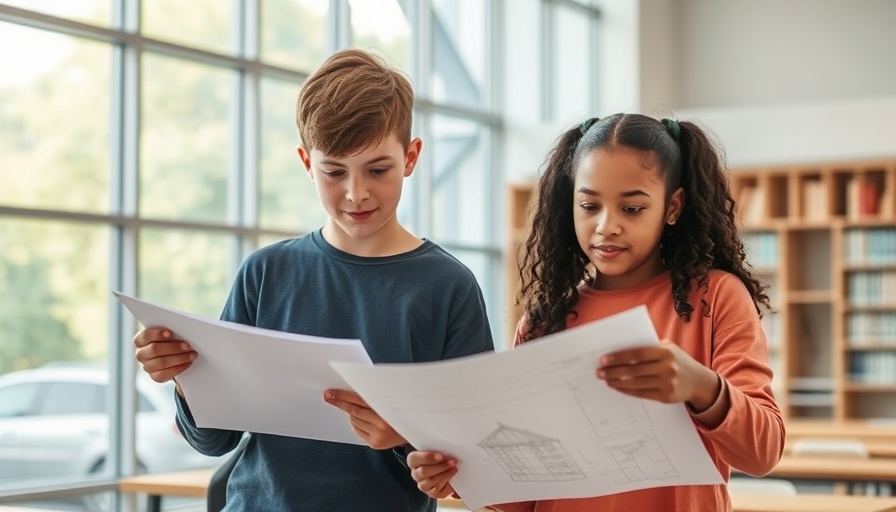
[140,54,232,223]
[0,218,110,373]
[430,115,488,245]
[554,6,593,122]
[0,218,110,487]
[432,0,486,108]
[142,0,233,54]
[0,23,110,213]
[259,77,327,232]
[442,248,500,345]
[2,0,110,26]
[261,0,327,71]
[349,0,410,72]
[138,228,234,317]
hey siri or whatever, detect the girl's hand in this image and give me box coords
[596,340,721,411]
[407,450,458,499]
[324,389,408,449]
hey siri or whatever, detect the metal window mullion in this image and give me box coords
[540,0,555,122]
[238,0,261,264]
[588,11,600,114]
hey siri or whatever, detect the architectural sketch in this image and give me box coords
[478,424,586,482]
[604,430,679,481]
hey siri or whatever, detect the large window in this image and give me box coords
[0,0,502,509]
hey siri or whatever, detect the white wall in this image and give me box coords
[670,0,896,167]
[676,0,896,109]
[503,0,896,176]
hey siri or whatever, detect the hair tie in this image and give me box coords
[579,117,598,135]
[661,118,681,142]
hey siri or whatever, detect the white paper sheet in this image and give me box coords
[331,306,723,509]
[114,291,372,445]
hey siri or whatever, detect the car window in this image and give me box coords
[38,382,105,415]
[0,382,42,418]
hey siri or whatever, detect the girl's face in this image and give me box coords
[573,147,683,291]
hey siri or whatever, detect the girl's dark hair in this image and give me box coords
[517,113,770,341]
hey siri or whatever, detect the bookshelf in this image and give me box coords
[506,158,896,425]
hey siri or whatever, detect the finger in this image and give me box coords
[417,467,458,498]
[136,340,196,362]
[349,413,378,433]
[600,346,663,366]
[407,451,449,469]
[598,361,669,382]
[324,389,368,407]
[146,361,194,384]
[606,374,664,392]
[134,328,180,348]
[138,350,197,373]
[411,459,457,481]
[324,396,378,423]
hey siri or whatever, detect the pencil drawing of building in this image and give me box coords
[478,424,585,482]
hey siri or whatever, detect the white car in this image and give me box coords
[0,364,220,486]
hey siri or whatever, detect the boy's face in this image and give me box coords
[298,133,421,254]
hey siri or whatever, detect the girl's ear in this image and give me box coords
[666,187,685,224]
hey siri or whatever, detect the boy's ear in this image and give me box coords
[666,187,685,224]
[297,146,313,180]
[403,138,423,177]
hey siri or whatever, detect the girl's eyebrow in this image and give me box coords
[576,186,650,198]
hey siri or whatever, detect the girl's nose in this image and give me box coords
[596,212,621,236]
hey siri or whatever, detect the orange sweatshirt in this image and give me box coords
[491,270,784,512]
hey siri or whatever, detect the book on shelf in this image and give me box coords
[847,178,880,219]
[801,179,828,220]
[737,185,765,225]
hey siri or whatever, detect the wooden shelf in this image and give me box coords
[787,290,834,303]
[844,383,896,392]
[728,158,896,423]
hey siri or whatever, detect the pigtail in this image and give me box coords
[661,121,771,318]
[517,125,592,341]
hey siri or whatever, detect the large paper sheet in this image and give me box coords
[114,291,372,445]
[332,306,723,509]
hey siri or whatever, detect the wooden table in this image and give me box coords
[118,469,210,512]
[119,469,476,511]
[730,492,896,512]
[767,454,896,482]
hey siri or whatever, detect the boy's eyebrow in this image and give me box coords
[320,155,395,166]
[576,187,651,198]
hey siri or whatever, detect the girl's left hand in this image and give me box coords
[324,389,408,449]
[596,340,720,410]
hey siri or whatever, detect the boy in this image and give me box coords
[133,49,494,511]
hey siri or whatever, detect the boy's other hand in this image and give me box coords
[134,327,197,396]
[407,450,458,499]
[324,389,408,450]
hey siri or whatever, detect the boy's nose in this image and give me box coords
[345,178,370,204]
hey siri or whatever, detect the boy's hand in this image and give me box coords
[407,450,458,499]
[324,389,408,449]
[134,327,197,397]
[596,340,721,411]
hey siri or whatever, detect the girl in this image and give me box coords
[407,114,784,511]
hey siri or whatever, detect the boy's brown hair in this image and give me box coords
[296,49,414,157]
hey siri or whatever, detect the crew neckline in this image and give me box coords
[580,270,672,298]
[310,229,433,265]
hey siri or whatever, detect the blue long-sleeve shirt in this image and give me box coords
[175,230,494,511]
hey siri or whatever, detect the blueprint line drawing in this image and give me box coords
[604,430,679,482]
[478,424,585,482]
